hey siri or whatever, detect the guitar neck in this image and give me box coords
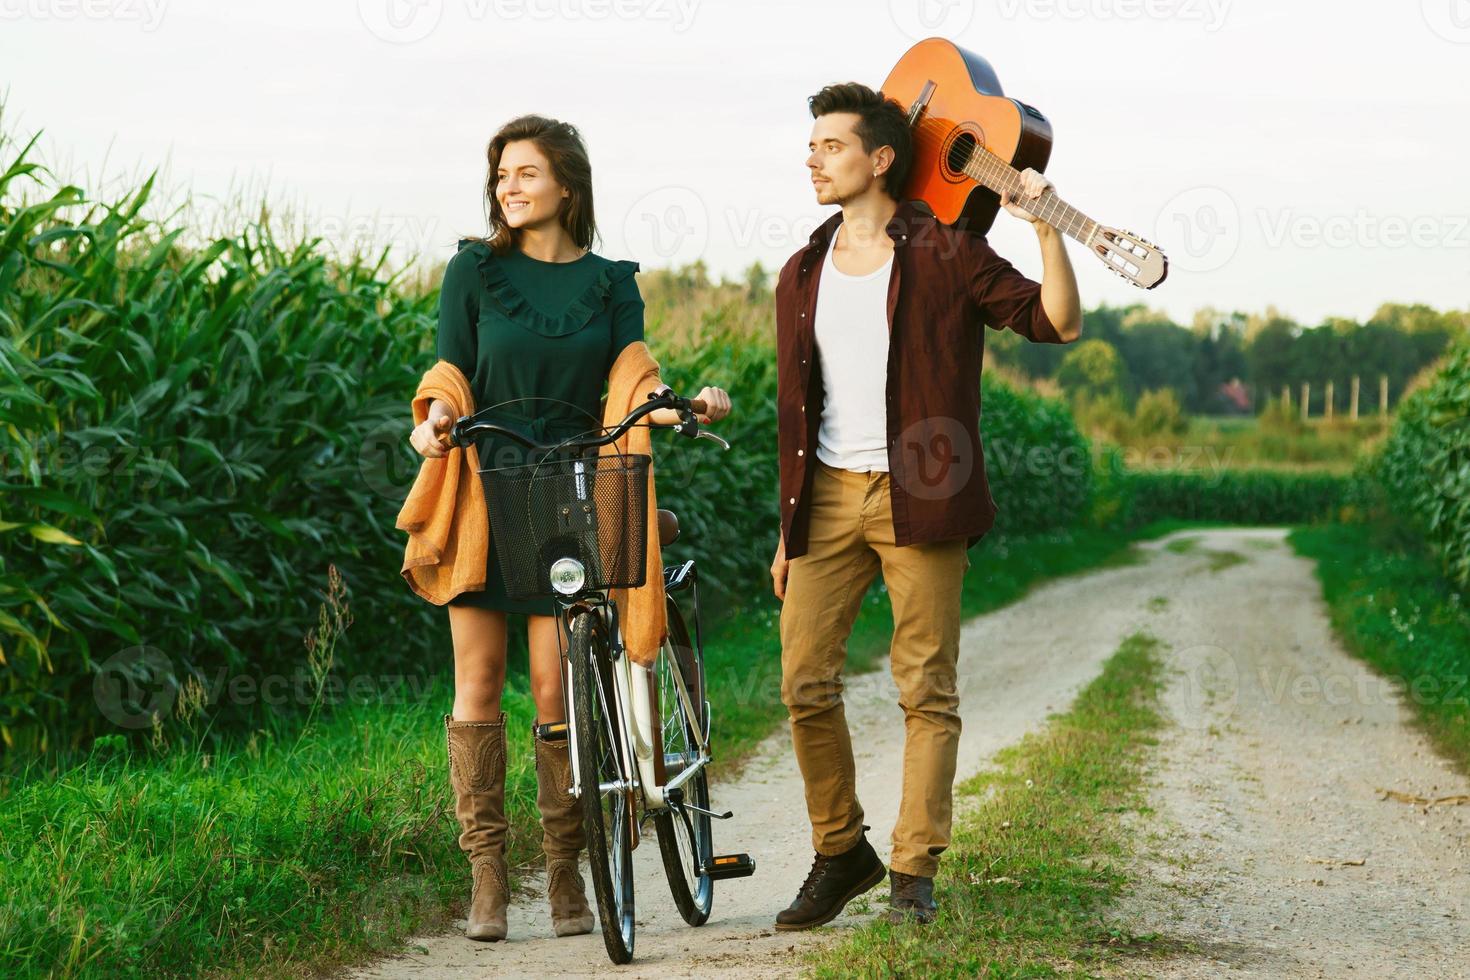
[963,145,1098,245]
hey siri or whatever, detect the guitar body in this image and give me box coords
[878,37,1168,289]
[880,37,1054,236]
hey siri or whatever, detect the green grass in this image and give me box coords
[1163,535,1200,554]
[0,521,1178,979]
[1,675,511,979]
[1200,549,1247,573]
[1108,414,1389,474]
[1161,536,1246,573]
[1289,520,1470,771]
[803,632,1170,978]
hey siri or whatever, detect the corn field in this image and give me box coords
[0,127,449,756]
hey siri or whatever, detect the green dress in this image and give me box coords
[436,238,645,615]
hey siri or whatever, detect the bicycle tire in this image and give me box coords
[569,609,636,963]
[652,594,714,926]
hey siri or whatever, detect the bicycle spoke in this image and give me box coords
[653,597,714,925]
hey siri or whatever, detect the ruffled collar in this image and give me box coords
[456,239,640,338]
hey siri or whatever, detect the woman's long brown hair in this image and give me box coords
[472,114,597,255]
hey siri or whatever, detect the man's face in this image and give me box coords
[806,112,877,206]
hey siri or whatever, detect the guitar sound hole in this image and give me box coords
[942,130,980,180]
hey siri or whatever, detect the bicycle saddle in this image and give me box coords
[657,508,680,547]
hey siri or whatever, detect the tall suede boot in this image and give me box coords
[445,713,509,941]
[533,724,596,936]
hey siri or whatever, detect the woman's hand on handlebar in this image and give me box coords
[692,386,732,424]
[410,415,454,458]
[647,385,732,426]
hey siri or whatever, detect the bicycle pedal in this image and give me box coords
[705,853,756,880]
[534,721,569,743]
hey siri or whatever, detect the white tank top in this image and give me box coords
[813,228,893,473]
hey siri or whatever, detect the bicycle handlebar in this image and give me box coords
[436,391,722,456]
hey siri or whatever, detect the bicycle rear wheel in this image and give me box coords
[569,610,635,963]
[653,595,714,925]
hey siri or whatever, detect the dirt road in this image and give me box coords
[344,528,1470,979]
[1110,528,1470,978]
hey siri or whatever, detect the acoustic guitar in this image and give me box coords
[880,37,1168,289]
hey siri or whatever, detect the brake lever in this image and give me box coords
[670,400,730,449]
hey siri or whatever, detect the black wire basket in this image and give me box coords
[480,452,650,600]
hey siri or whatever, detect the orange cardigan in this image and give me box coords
[396,341,668,667]
[396,360,487,604]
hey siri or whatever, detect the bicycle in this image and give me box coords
[443,388,757,964]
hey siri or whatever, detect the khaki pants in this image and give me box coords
[779,459,969,878]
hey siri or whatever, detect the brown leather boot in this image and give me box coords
[445,713,509,942]
[534,725,596,937]
[774,829,886,931]
[883,869,938,924]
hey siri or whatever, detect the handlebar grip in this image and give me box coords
[688,398,707,416]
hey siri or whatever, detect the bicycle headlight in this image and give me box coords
[548,557,586,595]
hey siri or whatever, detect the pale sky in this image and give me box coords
[2,0,1467,327]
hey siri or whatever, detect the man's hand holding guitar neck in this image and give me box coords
[999,167,1083,343]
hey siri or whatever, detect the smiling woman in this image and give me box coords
[422,115,625,944]
[402,112,730,946]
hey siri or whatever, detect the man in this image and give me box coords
[770,82,1082,930]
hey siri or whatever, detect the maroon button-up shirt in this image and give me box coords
[775,198,1071,560]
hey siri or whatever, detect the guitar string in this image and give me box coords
[903,111,1160,283]
[913,118,1087,237]
[911,117,1099,244]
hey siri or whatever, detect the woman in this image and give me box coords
[408,114,731,943]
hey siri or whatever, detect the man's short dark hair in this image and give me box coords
[807,82,913,201]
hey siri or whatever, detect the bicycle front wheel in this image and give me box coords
[653,595,714,926]
[569,609,636,963]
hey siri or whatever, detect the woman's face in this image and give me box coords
[496,139,566,231]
